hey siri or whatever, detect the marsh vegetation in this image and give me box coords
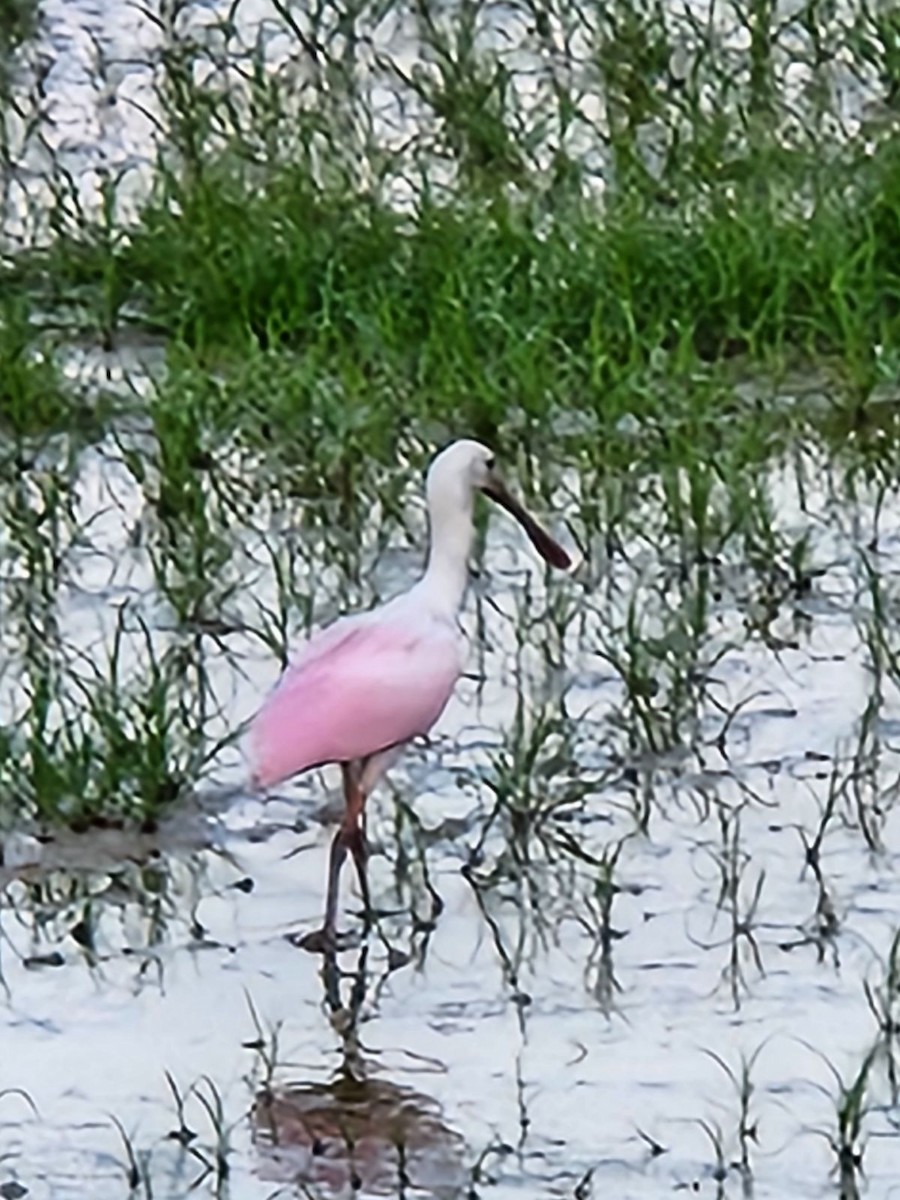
[2,0,900,1195]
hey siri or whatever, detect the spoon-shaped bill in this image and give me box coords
[482,479,572,570]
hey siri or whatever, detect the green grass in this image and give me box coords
[0,300,73,439]
[0,615,221,830]
[0,0,37,54]
[20,140,900,386]
[137,146,899,373]
[5,0,899,457]
[10,138,899,505]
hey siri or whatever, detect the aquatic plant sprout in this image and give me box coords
[0,0,900,1197]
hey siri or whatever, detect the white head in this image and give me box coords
[426,439,497,511]
[425,439,571,571]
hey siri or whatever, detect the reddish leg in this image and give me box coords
[313,764,369,948]
[300,747,401,953]
[324,768,369,936]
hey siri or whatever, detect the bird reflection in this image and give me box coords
[252,945,465,1198]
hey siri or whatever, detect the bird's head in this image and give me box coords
[427,439,573,570]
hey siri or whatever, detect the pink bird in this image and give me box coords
[249,440,572,949]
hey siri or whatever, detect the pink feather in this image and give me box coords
[249,607,463,789]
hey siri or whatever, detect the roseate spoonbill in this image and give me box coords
[249,440,571,948]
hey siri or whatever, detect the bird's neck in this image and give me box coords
[419,495,475,617]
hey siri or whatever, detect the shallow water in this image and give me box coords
[3,381,900,1198]
[4,2,900,1198]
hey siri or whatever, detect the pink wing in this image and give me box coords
[249,614,462,789]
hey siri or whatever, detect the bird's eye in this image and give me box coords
[485,456,496,471]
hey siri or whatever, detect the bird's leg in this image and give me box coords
[350,746,404,925]
[299,763,365,953]
[337,749,404,931]
[318,763,368,942]
[347,822,371,925]
[301,749,401,953]
[322,826,348,942]
[341,763,371,929]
